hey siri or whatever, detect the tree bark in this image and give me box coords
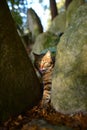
[0,0,42,121]
[50,0,58,20]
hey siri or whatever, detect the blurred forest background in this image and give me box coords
[7,0,66,32]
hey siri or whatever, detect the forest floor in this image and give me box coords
[1,101,87,130]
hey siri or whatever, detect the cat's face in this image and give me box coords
[33,51,53,74]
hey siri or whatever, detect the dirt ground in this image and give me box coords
[1,101,87,130]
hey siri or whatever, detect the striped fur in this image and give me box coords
[33,51,55,107]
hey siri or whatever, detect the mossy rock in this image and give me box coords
[51,4,87,114]
[48,12,66,35]
[66,0,85,27]
[30,31,59,61]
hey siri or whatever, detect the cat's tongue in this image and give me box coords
[40,68,46,73]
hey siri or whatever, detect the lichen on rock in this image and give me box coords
[51,3,87,114]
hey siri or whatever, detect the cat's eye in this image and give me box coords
[45,62,49,65]
[45,62,51,67]
[41,60,44,64]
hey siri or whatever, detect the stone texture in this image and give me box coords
[48,12,66,35]
[30,31,59,61]
[22,119,73,130]
[66,0,85,27]
[51,4,87,114]
[0,1,42,121]
[27,8,43,42]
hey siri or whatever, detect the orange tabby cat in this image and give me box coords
[33,51,55,107]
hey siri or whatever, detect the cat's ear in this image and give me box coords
[45,51,51,57]
[33,52,39,59]
[33,52,39,57]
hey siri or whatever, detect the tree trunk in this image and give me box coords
[65,0,72,10]
[0,0,42,121]
[50,0,58,20]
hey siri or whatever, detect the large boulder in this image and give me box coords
[0,1,42,121]
[51,4,87,114]
[66,0,85,27]
[48,12,66,35]
[27,8,43,42]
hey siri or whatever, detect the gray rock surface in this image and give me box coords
[22,119,73,130]
[51,4,87,114]
[66,0,85,27]
[48,12,66,35]
[27,8,43,42]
